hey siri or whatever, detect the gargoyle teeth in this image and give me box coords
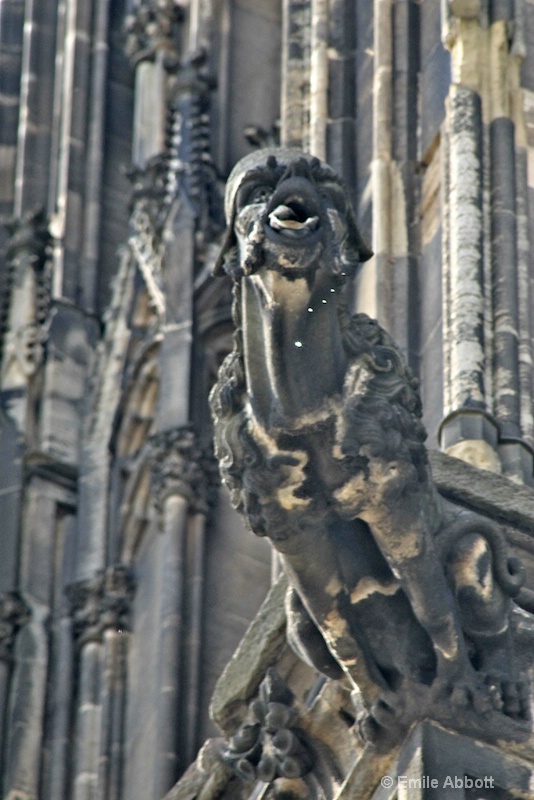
[268,204,319,238]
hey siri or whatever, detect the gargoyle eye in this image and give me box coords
[237,183,274,209]
[319,183,346,214]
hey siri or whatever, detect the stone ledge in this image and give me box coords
[430,449,534,533]
[210,573,288,735]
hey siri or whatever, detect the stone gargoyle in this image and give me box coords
[209,148,529,746]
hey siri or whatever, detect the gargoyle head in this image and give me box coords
[212,150,373,430]
[214,148,372,280]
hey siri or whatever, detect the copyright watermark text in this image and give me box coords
[381,774,495,790]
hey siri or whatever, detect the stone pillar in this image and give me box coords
[53,0,97,302]
[440,83,500,471]
[68,566,135,800]
[440,0,533,482]
[1,209,52,429]
[0,0,24,222]
[2,603,49,800]
[13,0,58,217]
[309,0,328,161]
[125,0,185,167]
[79,0,112,312]
[148,427,216,790]
[0,593,30,768]
[488,5,533,483]
[281,0,312,149]
[325,0,356,194]
[40,615,74,800]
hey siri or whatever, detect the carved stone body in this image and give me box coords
[210,149,527,743]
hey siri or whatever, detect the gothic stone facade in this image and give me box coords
[2,1,534,800]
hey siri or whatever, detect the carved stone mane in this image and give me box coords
[210,149,528,745]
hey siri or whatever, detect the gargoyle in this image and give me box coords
[209,148,528,745]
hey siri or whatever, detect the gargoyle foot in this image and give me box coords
[356,682,433,750]
[482,671,530,720]
[356,706,407,751]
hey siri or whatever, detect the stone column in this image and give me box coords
[488,4,533,483]
[79,0,112,312]
[325,0,356,192]
[280,0,312,149]
[125,0,185,167]
[441,4,492,474]
[309,0,328,161]
[13,0,58,217]
[68,566,135,800]
[2,602,49,800]
[1,209,52,429]
[440,83,500,470]
[0,592,30,767]
[440,0,534,482]
[0,0,24,222]
[40,614,74,800]
[148,427,216,790]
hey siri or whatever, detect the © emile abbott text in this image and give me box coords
[381,774,495,790]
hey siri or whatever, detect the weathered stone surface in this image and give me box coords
[210,575,288,735]
[210,148,532,758]
[430,449,534,534]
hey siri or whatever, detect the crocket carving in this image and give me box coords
[209,149,528,744]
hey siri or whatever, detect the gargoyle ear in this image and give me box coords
[345,202,373,266]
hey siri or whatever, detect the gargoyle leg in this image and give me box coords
[274,524,387,706]
[356,489,470,680]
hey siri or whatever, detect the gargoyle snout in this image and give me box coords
[265,172,323,242]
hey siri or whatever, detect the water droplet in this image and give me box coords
[294,341,303,348]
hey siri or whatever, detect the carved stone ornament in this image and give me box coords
[221,669,314,784]
[1,207,52,378]
[165,49,224,235]
[210,149,531,747]
[128,154,169,228]
[0,592,31,662]
[124,0,185,65]
[148,427,219,515]
[67,566,135,646]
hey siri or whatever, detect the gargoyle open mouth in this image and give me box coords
[267,197,320,239]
